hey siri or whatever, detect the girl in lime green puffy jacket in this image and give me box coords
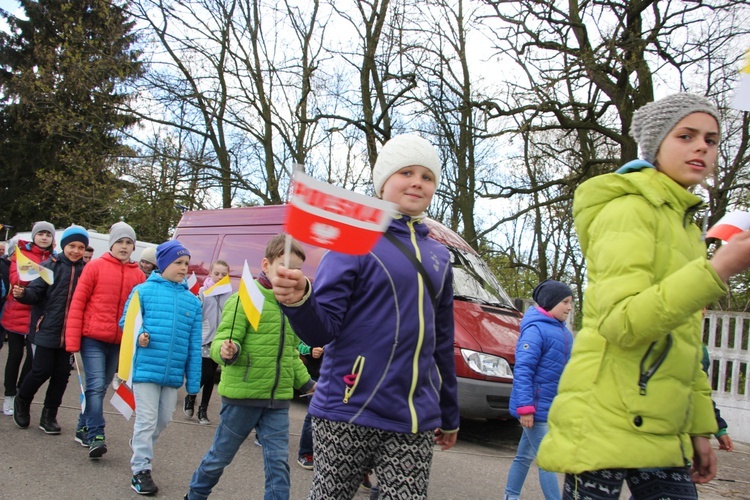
[537,93,750,500]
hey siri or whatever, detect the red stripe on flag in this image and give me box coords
[706,223,744,242]
[116,383,136,409]
[286,204,385,255]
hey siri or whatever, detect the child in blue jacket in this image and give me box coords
[505,279,574,500]
[121,239,202,496]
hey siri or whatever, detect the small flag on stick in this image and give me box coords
[111,382,136,420]
[284,169,396,255]
[187,272,200,295]
[15,247,54,285]
[203,275,232,297]
[238,260,264,331]
[73,353,86,414]
[706,211,750,241]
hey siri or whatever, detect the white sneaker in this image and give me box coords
[3,396,15,416]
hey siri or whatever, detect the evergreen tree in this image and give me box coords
[0,0,142,232]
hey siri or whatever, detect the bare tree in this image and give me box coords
[479,0,750,284]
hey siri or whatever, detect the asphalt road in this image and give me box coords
[1,352,748,499]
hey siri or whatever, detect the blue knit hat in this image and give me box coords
[532,279,573,311]
[156,240,190,270]
[60,225,89,249]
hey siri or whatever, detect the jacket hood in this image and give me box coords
[147,270,190,291]
[521,305,566,331]
[573,168,704,254]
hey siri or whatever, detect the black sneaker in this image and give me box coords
[88,435,107,459]
[197,407,210,425]
[183,395,196,417]
[74,426,90,447]
[12,396,30,429]
[131,469,158,495]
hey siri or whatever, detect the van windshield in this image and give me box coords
[448,246,515,309]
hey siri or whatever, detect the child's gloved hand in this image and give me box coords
[138,332,150,347]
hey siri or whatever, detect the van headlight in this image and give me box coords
[460,349,513,379]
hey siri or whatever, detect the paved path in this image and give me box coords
[0,352,748,499]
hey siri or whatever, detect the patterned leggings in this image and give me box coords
[563,467,697,500]
[309,417,434,500]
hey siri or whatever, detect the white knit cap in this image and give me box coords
[139,247,157,266]
[372,134,441,197]
[108,221,136,249]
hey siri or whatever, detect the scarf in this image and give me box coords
[257,270,272,290]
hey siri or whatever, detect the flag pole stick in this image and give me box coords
[226,293,240,367]
[285,163,304,269]
[284,234,292,269]
[74,353,86,414]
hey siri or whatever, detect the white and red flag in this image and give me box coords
[187,272,200,295]
[706,211,750,242]
[285,170,396,255]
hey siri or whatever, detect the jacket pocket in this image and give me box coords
[242,357,252,382]
[343,355,365,403]
[611,335,690,435]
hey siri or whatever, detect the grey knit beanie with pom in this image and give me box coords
[630,93,720,164]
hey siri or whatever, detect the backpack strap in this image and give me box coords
[383,232,438,308]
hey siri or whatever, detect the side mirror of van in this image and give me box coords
[513,297,526,313]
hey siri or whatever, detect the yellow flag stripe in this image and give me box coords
[239,285,262,330]
[239,261,264,331]
[15,247,54,285]
[119,290,142,382]
[204,275,232,296]
[742,49,750,74]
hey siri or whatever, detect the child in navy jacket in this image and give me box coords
[12,225,89,434]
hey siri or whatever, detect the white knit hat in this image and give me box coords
[372,134,441,197]
[139,247,157,267]
[108,221,136,249]
[630,93,720,164]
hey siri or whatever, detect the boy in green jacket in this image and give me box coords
[186,234,315,500]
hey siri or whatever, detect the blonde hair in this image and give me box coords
[210,260,230,272]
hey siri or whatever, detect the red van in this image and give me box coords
[173,205,521,420]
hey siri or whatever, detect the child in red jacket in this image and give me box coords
[65,221,145,458]
[2,221,55,416]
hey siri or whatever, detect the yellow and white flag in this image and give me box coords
[732,49,750,112]
[203,274,233,297]
[238,260,264,331]
[15,247,54,285]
